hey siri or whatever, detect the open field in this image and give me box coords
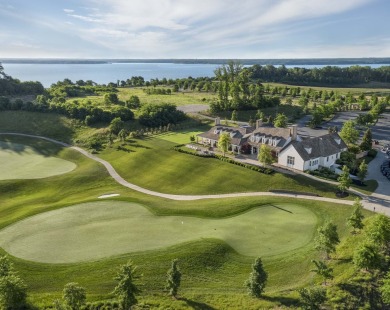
[0,201,316,263]
[0,141,76,180]
[64,87,215,108]
[117,87,215,106]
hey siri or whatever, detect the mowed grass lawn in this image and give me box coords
[0,140,76,180]
[0,201,316,263]
[99,135,342,197]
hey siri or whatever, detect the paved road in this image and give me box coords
[1,132,389,215]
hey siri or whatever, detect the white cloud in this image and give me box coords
[63,9,74,13]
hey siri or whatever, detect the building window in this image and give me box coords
[287,156,295,166]
[327,156,329,161]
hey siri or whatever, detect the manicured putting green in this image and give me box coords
[0,201,317,263]
[0,141,76,180]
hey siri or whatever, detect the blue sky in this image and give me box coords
[0,0,389,59]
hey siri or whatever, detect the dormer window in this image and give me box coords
[230,132,236,138]
[304,147,312,154]
[334,138,341,145]
[214,130,219,134]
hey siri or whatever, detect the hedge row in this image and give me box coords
[173,145,274,175]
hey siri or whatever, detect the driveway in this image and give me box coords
[365,149,390,212]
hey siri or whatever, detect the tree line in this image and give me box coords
[0,63,44,96]
[247,64,390,86]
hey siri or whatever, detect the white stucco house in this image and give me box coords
[197,118,348,172]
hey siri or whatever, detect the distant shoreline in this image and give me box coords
[2,58,390,66]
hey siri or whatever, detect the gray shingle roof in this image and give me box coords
[197,126,254,145]
[288,133,347,161]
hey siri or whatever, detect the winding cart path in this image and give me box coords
[1,133,389,215]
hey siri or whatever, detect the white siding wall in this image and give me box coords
[278,145,305,171]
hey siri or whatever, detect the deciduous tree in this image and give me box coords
[218,132,231,156]
[109,117,124,135]
[353,243,382,272]
[62,282,86,310]
[365,214,390,251]
[314,221,340,259]
[339,120,359,145]
[347,198,364,233]
[0,256,27,310]
[338,165,351,194]
[380,272,390,305]
[273,113,288,128]
[357,161,368,185]
[311,260,333,284]
[258,144,273,167]
[298,287,326,310]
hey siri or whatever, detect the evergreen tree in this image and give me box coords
[245,257,268,298]
[231,110,238,122]
[113,260,141,310]
[360,128,372,151]
[347,198,365,233]
[166,259,181,299]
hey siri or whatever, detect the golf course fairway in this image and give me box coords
[0,201,317,263]
[0,141,76,180]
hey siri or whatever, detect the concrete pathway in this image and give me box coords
[1,132,389,215]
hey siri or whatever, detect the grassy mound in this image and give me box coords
[0,201,316,263]
[100,136,342,197]
[0,141,76,180]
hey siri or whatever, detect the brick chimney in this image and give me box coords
[256,119,263,129]
[291,125,297,141]
[215,117,220,125]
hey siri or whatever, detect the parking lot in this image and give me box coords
[297,111,390,145]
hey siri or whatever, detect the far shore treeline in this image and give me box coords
[1,60,390,128]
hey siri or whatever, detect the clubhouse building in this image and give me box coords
[197,118,347,171]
